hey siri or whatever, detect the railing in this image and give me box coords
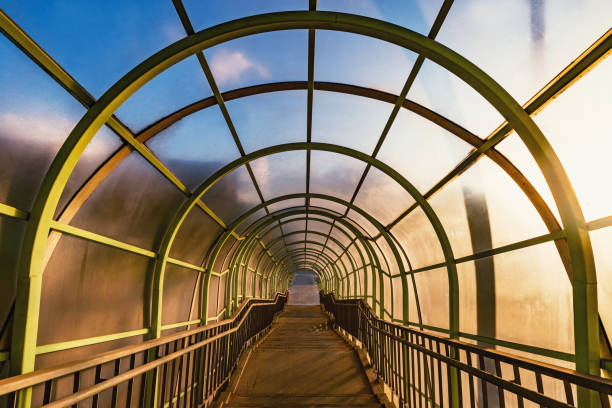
[0,292,287,408]
[320,291,612,408]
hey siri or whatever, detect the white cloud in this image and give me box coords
[209,49,269,86]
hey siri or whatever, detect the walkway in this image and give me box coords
[223,305,383,407]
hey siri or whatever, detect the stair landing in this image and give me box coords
[224,305,382,407]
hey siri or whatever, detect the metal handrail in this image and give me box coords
[0,291,288,407]
[320,291,612,408]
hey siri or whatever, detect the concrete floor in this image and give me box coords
[225,305,382,407]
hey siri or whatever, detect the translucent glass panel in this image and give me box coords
[378,108,473,193]
[429,156,549,258]
[316,31,416,95]
[207,275,220,318]
[412,267,449,329]
[408,59,504,137]
[4,1,186,98]
[227,91,306,152]
[184,0,308,30]
[170,207,223,265]
[236,208,267,235]
[69,153,186,250]
[496,132,561,222]
[0,217,26,345]
[375,237,402,277]
[347,209,378,237]
[0,35,86,211]
[318,0,441,33]
[251,151,306,200]
[392,207,445,270]
[383,275,393,318]
[392,276,404,322]
[307,219,332,235]
[41,235,151,344]
[533,55,612,222]
[202,165,261,225]
[162,264,199,325]
[282,219,306,235]
[268,199,304,214]
[589,228,612,335]
[206,31,307,92]
[55,126,123,220]
[437,0,612,105]
[146,105,240,191]
[116,56,212,132]
[310,151,366,202]
[460,243,573,353]
[354,166,415,226]
[312,91,393,154]
[310,198,346,215]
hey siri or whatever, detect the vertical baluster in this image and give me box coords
[512,365,525,408]
[477,355,488,407]
[174,351,184,408]
[494,359,505,408]
[445,344,452,408]
[91,364,101,408]
[126,353,136,408]
[72,371,80,408]
[465,352,476,408]
[416,335,423,408]
[159,344,170,407]
[436,341,443,408]
[411,334,417,408]
[42,379,53,404]
[427,338,436,408]
[534,371,544,408]
[183,348,191,408]
[110,358,120,408]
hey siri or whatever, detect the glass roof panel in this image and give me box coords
[282,219,307,235]
[307,220,332,236]
[485,243,573,354]
[590,228,612,336]
[496,132,561,221]
[391,207,445,270]
[3,1,186,98]
[308,233,328,246]
[146,105,240,191]
[170,207,223,265]
[201,165,261,225]
[206,30,307,92]
[532,55,612,222]
[235,208,267,235]
[412,267,449,329]
[430,156,549,258]
[69,152,186,250]
[227,90,307,153]
[162,264,199,325]
[310,200,346,216]
[408,59,504,137]
[251,151,306,200]
[55,125,123,219]
[318,0,441,34]
[184,0,308,30]
[115,56,212,132]
[312,91,393,154]
[268,198,304,214]
[437,0,612,104]
[315,31,417,95]
[310,151,366,202]
[377,108,473,193]
[0,35,85,212]
[346,209,378,237]
[354,166,416,226]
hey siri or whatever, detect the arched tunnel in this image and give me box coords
[0,1,611,407]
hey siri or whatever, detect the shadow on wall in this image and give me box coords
[288,270,319,305]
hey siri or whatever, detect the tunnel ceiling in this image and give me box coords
[0,1,611,379]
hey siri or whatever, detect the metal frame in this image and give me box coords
[0,9,608,408]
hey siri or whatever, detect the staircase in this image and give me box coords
[220,305,384,407]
